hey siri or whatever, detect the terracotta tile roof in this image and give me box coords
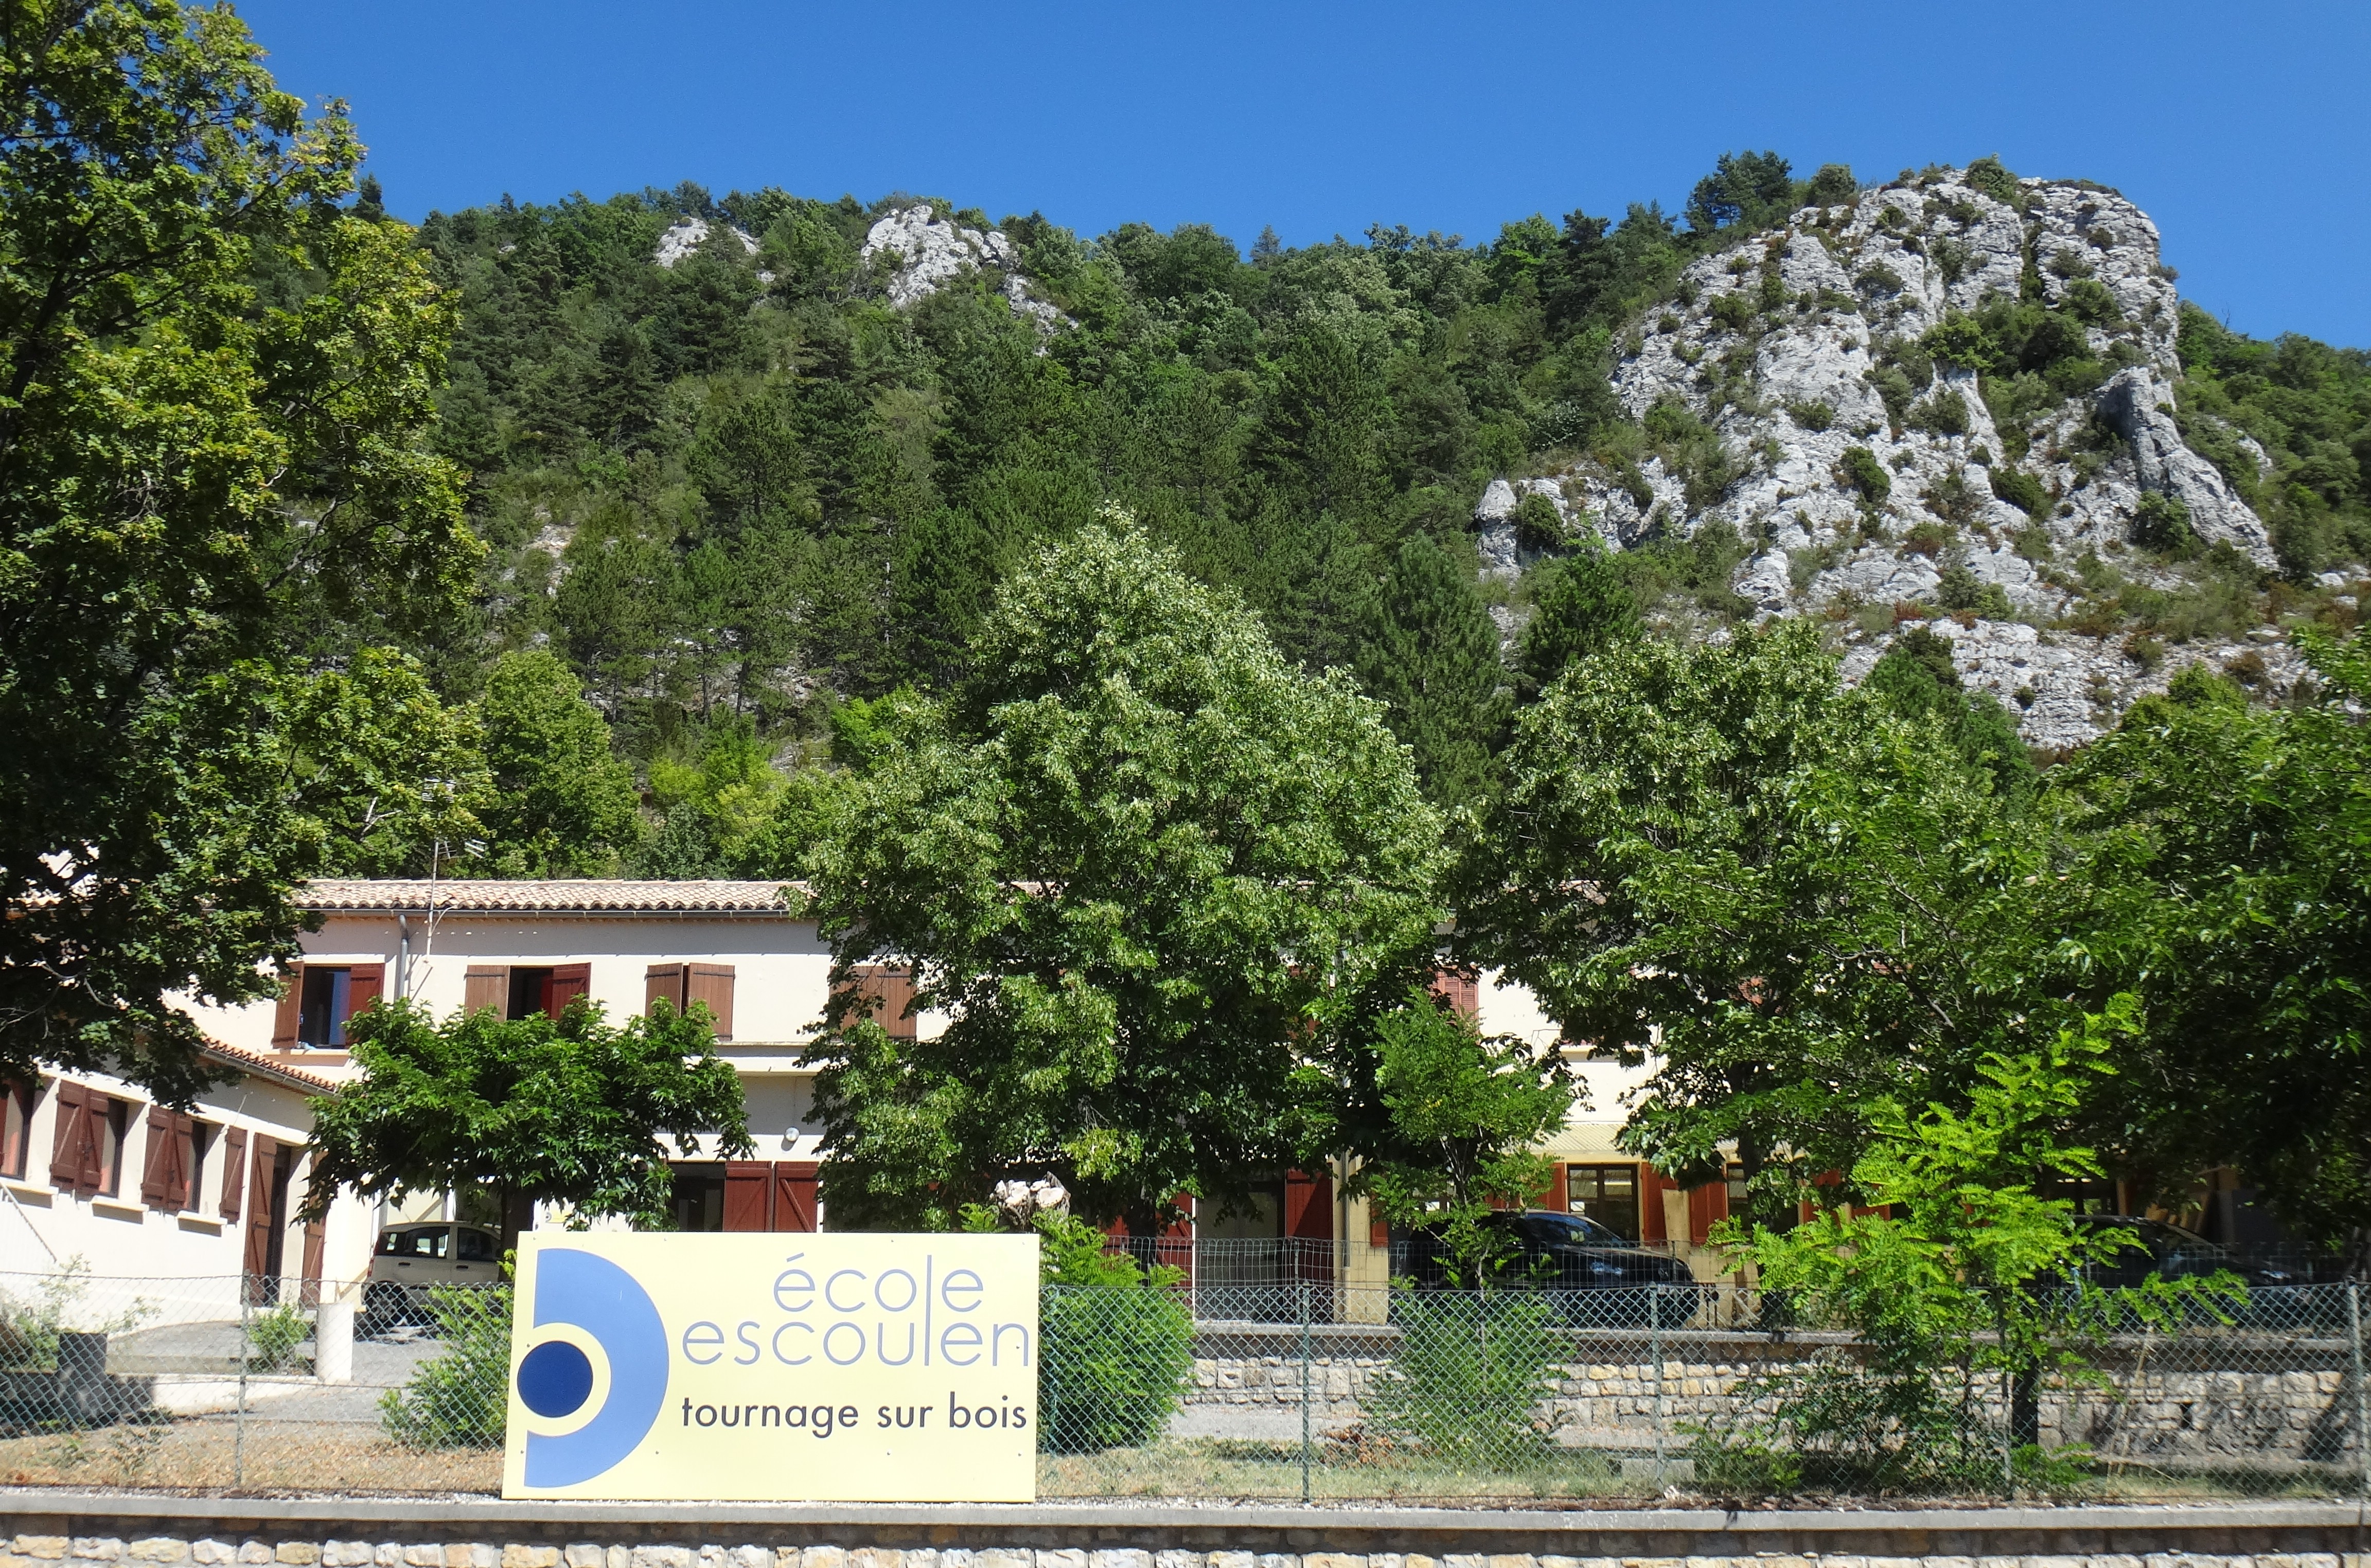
[297,879,807,915]
[200,1038,341,1094]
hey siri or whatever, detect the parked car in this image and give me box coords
[2068,1215,2313,1288]
[364,1222,502,1330]
[1399,1209,1698,1325]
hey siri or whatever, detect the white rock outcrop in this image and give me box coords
[859,204,1063,331]
[654,217,757,268]
[1480,166,2294,750]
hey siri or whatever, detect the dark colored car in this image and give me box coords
[2068,1215,2312,1289]
[1400,1209,1698,1325]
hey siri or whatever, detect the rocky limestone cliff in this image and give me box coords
[654,217,758,269]
[859,204,1063,331]
[1479,167,2317,750]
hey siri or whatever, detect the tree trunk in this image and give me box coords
[499,1186,537,1256]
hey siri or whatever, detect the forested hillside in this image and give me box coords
[345,154,2370,878]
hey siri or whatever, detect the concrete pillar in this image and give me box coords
[315,1297,355,1384]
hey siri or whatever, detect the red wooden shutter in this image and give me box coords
[1428,968,1480,1020]
[686,964,735,1041]
[722,1161,772,1231]
[771,1162,819,1233]
[1369,1209,1392,1249]
[140,1108,173,1207]
[1538,1161,1569,1212]
[270,967,303,1049]
[644,964,686,1015]
[218,1126,248,1222]
[81,1097,116,1196]
[298,1154,326,1304]
[547,963,592,1014]
[243,1135,279,1277]
[48,1081,87,1188]
[345,963,384,1025]
[1283,1169,1334,1240]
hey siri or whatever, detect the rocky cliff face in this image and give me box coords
[1480,168,2316,750]
[859,204,1063,331]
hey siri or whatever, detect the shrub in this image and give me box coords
[1903,521,1951,557]
[381,1284,512,1449]
[1922,314,2000,373]
[1367,1289,1563,1468]
[1511,491,1565,551]
[1708,293,1756,333]
[1838,446,1890,502]
[1990,467,2048,516]
[1034,1215,1192,1454]
[1961,155,2022,207]
[1804,163,1859,207]
[1908,388,1969,436]
[1936,563,2013,618]
[245,1302,311,1373]
[1867,365,1917,428]
[1853,264,1904,297]
[2046,247,2095,280]
[2061,277,2121,327]
[1786,399,1835,432]
[2130,491,2198,556]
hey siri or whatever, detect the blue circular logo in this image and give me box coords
[517,1339,594,1418]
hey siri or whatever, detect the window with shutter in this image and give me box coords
[91,1098,127,1196]
[548,963,592,1013]
[49,1082,90,1192]
[771,1161,819,1233]
[345,964,384,1027]
[218,1126,248,1222]
[140,1108,173,1207]
[686,964,735,1041]
[463,967,508,1018]
[178,1118,208,1211]
[271,966,303,1049]
[722,1161,771,1231]
[644,964,686,1015]
[847,965,916,1041]
[1,1079,32,1179]
[1428,967,1480,1020]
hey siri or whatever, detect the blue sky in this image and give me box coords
[240,1,2371,348]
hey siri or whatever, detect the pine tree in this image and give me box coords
[1353,533,1506,806]
[1515,545,1640,699]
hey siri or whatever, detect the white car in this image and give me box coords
[364,1222,503,1327]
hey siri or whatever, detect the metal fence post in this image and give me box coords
[2349,1279,2368,1502]
[1650,1282,1666,1483]
[1298,1276,1312,1503]
[233,1283,251,1491]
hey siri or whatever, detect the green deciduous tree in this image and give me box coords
[2054,643,2371,1256]
[800,522,1446,1235]
[477,649,642,876]
[0,1,476,1099]
[304,995,751,1244]
[1709,997,2238,1488]
[1457,619,2060,1219]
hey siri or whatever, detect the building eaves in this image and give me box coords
[297,879,808,918]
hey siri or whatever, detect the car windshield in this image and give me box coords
[1520,1211,1629,1248]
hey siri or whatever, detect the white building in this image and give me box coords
[10,879,1742,1302]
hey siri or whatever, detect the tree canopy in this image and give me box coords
[799,522,1445,1235]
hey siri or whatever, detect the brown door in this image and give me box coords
[722,1161,772,1231]
[771,1162,819,1233]
[243,1137,291,1304]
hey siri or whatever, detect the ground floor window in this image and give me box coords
[1567,1163,1640,1241]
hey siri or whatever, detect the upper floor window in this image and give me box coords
[272,962,384,1049]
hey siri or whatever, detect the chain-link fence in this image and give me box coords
[0,1263,2364,1502]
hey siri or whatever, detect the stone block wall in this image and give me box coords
[7,1531,2368,1568]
